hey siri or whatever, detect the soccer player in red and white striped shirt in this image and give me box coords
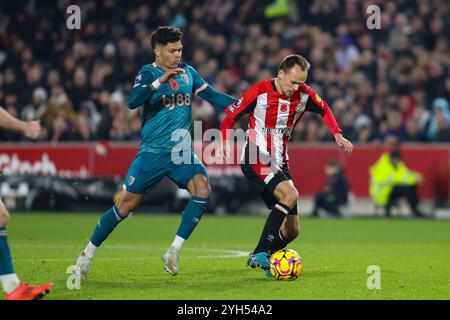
[220,55,353,273]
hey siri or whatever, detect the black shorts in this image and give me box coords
[240,145,297,214]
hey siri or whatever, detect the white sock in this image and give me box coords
[84,241,97,257]
[0,273,21,294]
[171,235,185,250]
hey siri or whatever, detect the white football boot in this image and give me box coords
[73,251,94,280]
[162,246,180,276]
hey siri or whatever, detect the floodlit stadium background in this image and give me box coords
[1,0,450,216]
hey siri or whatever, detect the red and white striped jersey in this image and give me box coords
[221,79,342,167]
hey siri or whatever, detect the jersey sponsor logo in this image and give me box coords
[162,93,191,110]
[170,80,179,90]
[260,126,293,135]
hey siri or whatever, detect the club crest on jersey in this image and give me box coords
[296,103,305,112]
[128,176,136,186]
[181,73,189,85]
[170,80,179,90]
[296,94,309,112]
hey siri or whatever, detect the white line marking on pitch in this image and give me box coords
[11,244,249,261]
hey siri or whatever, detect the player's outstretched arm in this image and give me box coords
[196,85,235,109]
[187,65,235,109]
[334,133,353,155]
[0,106,42,140]
[301,84,353,155]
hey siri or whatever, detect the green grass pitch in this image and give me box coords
[7,213,450,300]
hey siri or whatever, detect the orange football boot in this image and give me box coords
[4,283,53,300]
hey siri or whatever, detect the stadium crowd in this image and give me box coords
[0,0,449,144]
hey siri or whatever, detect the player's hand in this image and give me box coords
[335,133,353,155]
[217,140,231,161]
[23,120,42,140]
[159,68,184,84]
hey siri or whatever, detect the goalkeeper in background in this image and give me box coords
[74,26,235,279]
[0,106,53,300]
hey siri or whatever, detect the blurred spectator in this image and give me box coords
[0,0,448,144]
[21,87,47,121]
[403,117,426,142]
[432,110,450,142]
[335,35,360,73]
[369,150,425,218]
[311,159,350,217]
[426,98,450,141]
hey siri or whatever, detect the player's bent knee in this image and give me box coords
[116,198,138,218]
[0,205,9,227]
[281,189,299,208]
[115,202,135,218]
[194,183,212,199]
[115,190,142,218]
[0,213,9,227]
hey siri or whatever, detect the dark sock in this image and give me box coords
[254,203,290,254]
[270,229,289,253]
[291,205,298,215]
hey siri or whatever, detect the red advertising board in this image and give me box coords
[1,143,448,200]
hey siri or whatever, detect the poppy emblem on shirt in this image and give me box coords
[170,80,179,90]
[279,103,289,113]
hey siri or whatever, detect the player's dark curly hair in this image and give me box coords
[278,55,311,72]
[151,26,183,48]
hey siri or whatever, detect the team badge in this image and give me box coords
[181,72,189,85]
[296,94,309,112]
[128,176,136,186]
